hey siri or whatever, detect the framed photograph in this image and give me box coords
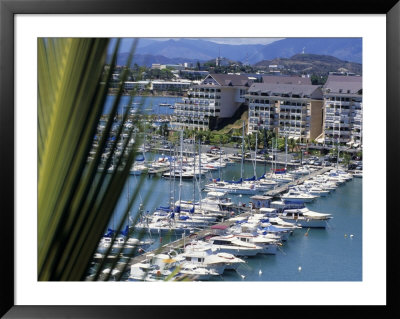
[1,0,397,317]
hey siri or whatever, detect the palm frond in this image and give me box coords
[38,38,142,281]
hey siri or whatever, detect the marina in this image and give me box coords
[88,151,362,281]
[87,94,362,282]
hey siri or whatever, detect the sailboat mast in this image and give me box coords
[169,145,173,209]
[275,133,278,171]
[178,130,183,208]
[199,138,202,184]
[172,146,176,213]
[198,138,202,209]
[241,121,244,182]
[219,141,222,180]
[193,135,196,203]
[127,176,130,228]
[337,100,341,168]
[254,132,258,178]
[285,134,288,170]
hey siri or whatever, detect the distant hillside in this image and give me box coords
[134,38,264,63]
[256,38,362,64]
[254,53,362,75]
[108,37,362,66]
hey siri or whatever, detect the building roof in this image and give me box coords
[248,83,322,99]
[323,75,362,94]
[203,74,253,87]
[262,75,312,85]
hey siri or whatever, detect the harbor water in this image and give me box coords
[103,95,180,116]
[109,159,362,282]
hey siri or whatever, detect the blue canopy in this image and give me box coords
[235,220,247,224]
[244,176,256,181]
[257,174,266,180]
[224,178,242,184]
[179,216,190,220]
[104,228,115,237]
[119,225,129,236]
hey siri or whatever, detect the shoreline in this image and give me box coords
[107,92,185,98]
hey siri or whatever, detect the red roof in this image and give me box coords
[211,225,228,230]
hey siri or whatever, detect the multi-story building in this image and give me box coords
[172,74,252,131]
[322,75,362,148]
[151,80,191,92]
[262,75,312,85]
[123,81,150,91]
[247,82,323,142]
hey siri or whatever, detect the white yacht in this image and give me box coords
[179,241,246,273]
[97,236,153,255]
[207,234,264,256]
[204,180,258,195]
[129,253,178,281]
[177,263,220,281]
[200,191,240,216]
[230,232,281,255]
[281,189,317,203]
[280,207,333,228]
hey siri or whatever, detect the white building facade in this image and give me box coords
[322,75,362,148]
[247,82,323,142]
[172,74,252,131]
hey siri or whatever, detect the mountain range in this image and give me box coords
[255,54,362,75]
[109,37,362,67]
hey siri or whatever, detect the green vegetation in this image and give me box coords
[38,38,148,281]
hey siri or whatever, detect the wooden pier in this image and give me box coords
[125,211,254,267]
[265,167,332,197]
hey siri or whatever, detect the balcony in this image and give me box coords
[325,101,351,107]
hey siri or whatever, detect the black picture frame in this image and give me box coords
[1,0,397,317]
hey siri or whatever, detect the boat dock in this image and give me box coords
[265,167,332,197]
[126,211,254,267]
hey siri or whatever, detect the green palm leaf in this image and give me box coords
[38,38,143,281]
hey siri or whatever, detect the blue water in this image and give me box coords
[109,157,362,282]
[103,95,181,116]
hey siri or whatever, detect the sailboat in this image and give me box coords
[204,122,258,195]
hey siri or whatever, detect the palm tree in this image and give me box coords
[288,138,298,153]
[261,128,275,150]
[38,38,145,281]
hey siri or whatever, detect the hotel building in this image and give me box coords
[322,75,362,148]
[247,81,323,142]
[172,74,252,131]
